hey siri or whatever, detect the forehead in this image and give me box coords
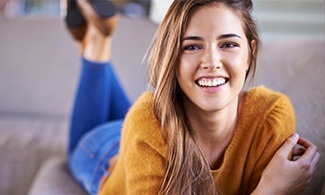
[185,4,245,36]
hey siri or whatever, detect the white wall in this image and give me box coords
[149,0,173,23]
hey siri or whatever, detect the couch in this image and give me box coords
[0,16,324,195]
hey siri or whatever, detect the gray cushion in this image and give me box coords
[29,157,87,195]
[0,116,67,195]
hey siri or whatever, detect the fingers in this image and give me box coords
[296,137,318,163]
[293,137,320,182]
[310,152,320,174]
[297,137,315,148]
[278,134,319,175]
[279,133,299,156]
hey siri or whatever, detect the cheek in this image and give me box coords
[178,57,196,81]
[229,44,250,68]
[176,62,187,87]
[224,54,250,79]
[177,66,188,85]
[176,61,184,81]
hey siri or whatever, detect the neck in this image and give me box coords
[184,92,245,169]
[187,96,241,144]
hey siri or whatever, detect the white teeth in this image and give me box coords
[198,78,226,87]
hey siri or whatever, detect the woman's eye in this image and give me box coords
[183,45,201,51]
[221,43,239,48]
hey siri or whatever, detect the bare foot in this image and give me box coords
[76,0,119,62]
[81,24,113,62]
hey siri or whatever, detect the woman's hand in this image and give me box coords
[252,133,320,195]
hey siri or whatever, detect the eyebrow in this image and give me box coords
[182,36,203,42]
[218,33,242,39]
[182,33,242,42]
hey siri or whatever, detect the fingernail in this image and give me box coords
[292,133,299,139]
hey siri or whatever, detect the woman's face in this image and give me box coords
[177,4,253,113]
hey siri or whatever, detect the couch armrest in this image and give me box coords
[29,156,87,195]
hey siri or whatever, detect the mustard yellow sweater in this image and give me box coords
[99,86,295,195]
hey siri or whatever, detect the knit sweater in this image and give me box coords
[99,86,295,195]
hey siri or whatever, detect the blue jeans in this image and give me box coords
[68,58,131,194]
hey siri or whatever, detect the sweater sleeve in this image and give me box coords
[122,114,166,194]
[100,92,167,195]
[247,94,296,193]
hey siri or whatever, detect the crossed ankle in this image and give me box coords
[65,0,119,41]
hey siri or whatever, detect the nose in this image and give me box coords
[200,47,221,71]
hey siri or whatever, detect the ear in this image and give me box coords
[250,40,257,55]
[246,40,257,71]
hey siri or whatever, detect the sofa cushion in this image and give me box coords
[0,116,68,195]
[29,157,87,195]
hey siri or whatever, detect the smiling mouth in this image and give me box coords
[196,77,229,87]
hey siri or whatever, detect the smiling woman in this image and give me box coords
[147,1,298,194]
[178,4,252,115]
[65,0,320,195]
[177,3,253,172]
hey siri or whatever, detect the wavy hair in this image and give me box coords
[147,0,260,194]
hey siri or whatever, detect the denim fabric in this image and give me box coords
[69,120,122,195]
[68,58,130,154]
[68,58,130,194]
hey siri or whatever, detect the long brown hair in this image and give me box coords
[147,0,260,194]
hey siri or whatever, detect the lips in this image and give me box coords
[196,77,228,87]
